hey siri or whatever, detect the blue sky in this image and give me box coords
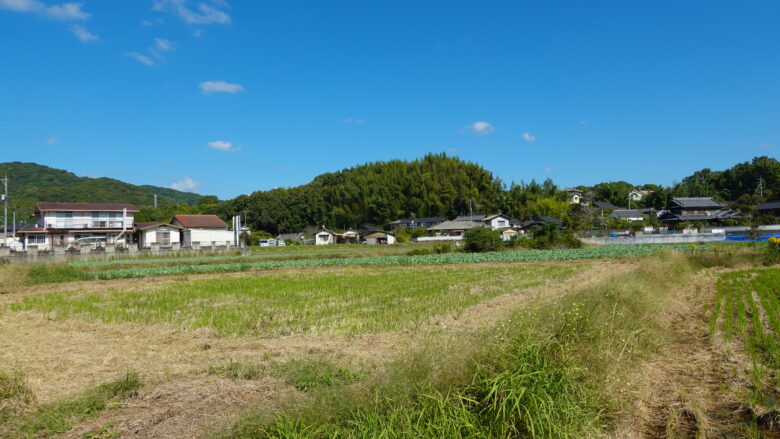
[1,1,778,199]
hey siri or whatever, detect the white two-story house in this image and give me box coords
[18,202,138,250]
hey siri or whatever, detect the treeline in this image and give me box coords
[0,161,205,222]
[578,156,779,211]
[216,154,779,235]
[217,154,584,234]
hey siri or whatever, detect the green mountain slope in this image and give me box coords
[0,162,203,223]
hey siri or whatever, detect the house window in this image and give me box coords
[74,232,92,240]
[55,212,73,228]
[159,231,171,246]
[498,220,507,227]
[28,234,46,244]
[318,234,329,241]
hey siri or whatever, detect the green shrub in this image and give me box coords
[463,227,502,253]
[529,222,582,250]
[432,243,452,254]
[767,237,780,265]
[406,248,432,256]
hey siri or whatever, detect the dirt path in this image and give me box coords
[615,269,750,439]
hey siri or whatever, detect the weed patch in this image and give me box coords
[271,358,361,392]
[209,361,266,380]
[17,371,141,437]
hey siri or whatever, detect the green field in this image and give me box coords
[13,263,580,337]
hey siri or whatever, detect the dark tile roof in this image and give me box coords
[593,201,619,209]
[171,214,227,229]
[35,202,139,213]
[670,197,725,208]
[758,201,780,210]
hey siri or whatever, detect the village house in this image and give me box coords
[314,228,335,245]
[758,201,780,218]
[171,214,234,247]
[362,231,396,245]
[657,197,742,224]
[566,188,585,204]
[18,202,138,251]
[629,189,653,202]
[133,222,183,248]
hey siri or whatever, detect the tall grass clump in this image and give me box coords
[17,371,141,437]
[0,369,35,432]
[26,264,93,284]
[220,252,693,439]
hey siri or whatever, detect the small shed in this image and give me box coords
[134,222,183,248]
[314,229,335,245]
[363,231,396,245]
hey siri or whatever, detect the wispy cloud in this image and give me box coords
[521,132,536,142]
[446,147,458,153]
[170,176,199,191]
[579,120,588,126]
[45,137,60,144]
[199,80,244,94]
[154,37,174,51]
[207,140,241,152]
[462,121,495,136]
[70,24,97,42]
[125,51,155,66]
[46,2,88,20]
[152,0,230,25]
[543,167,554,173]
[0,0,90,19]
[759,143,773,151]
[342,117,365,125]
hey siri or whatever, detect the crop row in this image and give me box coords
[93,245,692,280]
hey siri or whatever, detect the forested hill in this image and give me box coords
[221,154,516,234]
[0,162,203,221]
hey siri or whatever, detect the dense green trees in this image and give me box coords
[0,162,204,223]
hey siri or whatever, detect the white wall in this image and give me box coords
[140,227,182,248]
[486,216,511,229]
[364,234,396,245]
[315,232,333,245]
[189,228,235,245]
[40,211,135,229]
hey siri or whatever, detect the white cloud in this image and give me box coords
[0,0,90,20]
[199,80,244,94]
[521,132,536,142]
[125,51,155,66]
[46,2,88,20]
[170,176,199,192]
[70,24,97,42]
[155,37,174,51]
[45,137,60,144]
[446,148,458,153]
[759,143,773,151]
[342,117,365,124]
[207,140,240,152]
[579,120,588,125]
[152,0,230,25]
[543,167,554,173]
[463,121,494,136]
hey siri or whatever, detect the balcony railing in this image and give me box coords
[45,221,131,229]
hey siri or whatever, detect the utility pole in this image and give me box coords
[1,175,7,246]
[756,178,765,198]
[154,194,158,208]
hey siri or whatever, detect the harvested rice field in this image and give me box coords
[1,244,779,438]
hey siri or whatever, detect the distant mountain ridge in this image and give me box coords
[0,162,203,223]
